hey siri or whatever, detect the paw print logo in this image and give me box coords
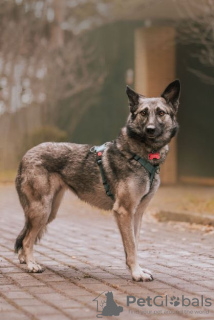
[170,296,180,307]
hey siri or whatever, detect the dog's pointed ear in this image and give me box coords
[126,85,140,113]
[161,80,180,112]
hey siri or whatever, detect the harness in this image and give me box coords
[90,143,114,200]
[90,143,160,201]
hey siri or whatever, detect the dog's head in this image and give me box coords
[126,80,180,149]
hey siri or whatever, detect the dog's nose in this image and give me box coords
[146,126,155,135]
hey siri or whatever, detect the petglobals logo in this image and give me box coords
[127,295,212,308]
[93,291,123,318]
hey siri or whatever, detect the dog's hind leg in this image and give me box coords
[48,186,65,224]
[33,186,65,253]
[16,224,28,264]
[35,187,65,245]
[22,198,51,273]
[15,169,62,272]
[18,249,26,264]
[15,201,50,268]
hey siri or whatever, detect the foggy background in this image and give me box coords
[0,0,214,186]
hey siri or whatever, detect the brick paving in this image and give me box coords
[0,184,214,320]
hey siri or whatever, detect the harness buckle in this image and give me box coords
[90,146,95,153]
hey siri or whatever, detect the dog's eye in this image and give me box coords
[158,110,165,116]
[140,110,147,116]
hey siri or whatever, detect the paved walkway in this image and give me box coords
[0,184,214,320]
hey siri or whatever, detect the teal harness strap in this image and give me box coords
[97,158,114,200]
[93,143,114,201]
[133,154,160,186]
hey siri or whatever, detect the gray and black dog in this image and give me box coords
[15,79,180,281]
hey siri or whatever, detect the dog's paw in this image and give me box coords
[19,256,26,264]
[18,250,26,264]
[132,267,153,282]
[27,261,45,273]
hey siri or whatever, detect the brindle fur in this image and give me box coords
[15,80,180,281]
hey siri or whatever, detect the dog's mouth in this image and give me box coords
[147,134,157,139]
[146,131,162,140]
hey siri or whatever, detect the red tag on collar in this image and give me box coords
[149,152,160,160]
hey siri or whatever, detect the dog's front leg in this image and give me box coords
[134,192,155,249]
[113,204,153,282]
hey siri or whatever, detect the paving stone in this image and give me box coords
[4,291,34,299]
[0,312,31,320]
[23,305,62,315]
[0,297,16,311]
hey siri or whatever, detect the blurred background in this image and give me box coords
[0,0,214,188]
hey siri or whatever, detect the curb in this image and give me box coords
[154,210,214,226]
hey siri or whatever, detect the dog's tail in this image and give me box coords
[14,221,29,253]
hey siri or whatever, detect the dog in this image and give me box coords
[15,79,180,281]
